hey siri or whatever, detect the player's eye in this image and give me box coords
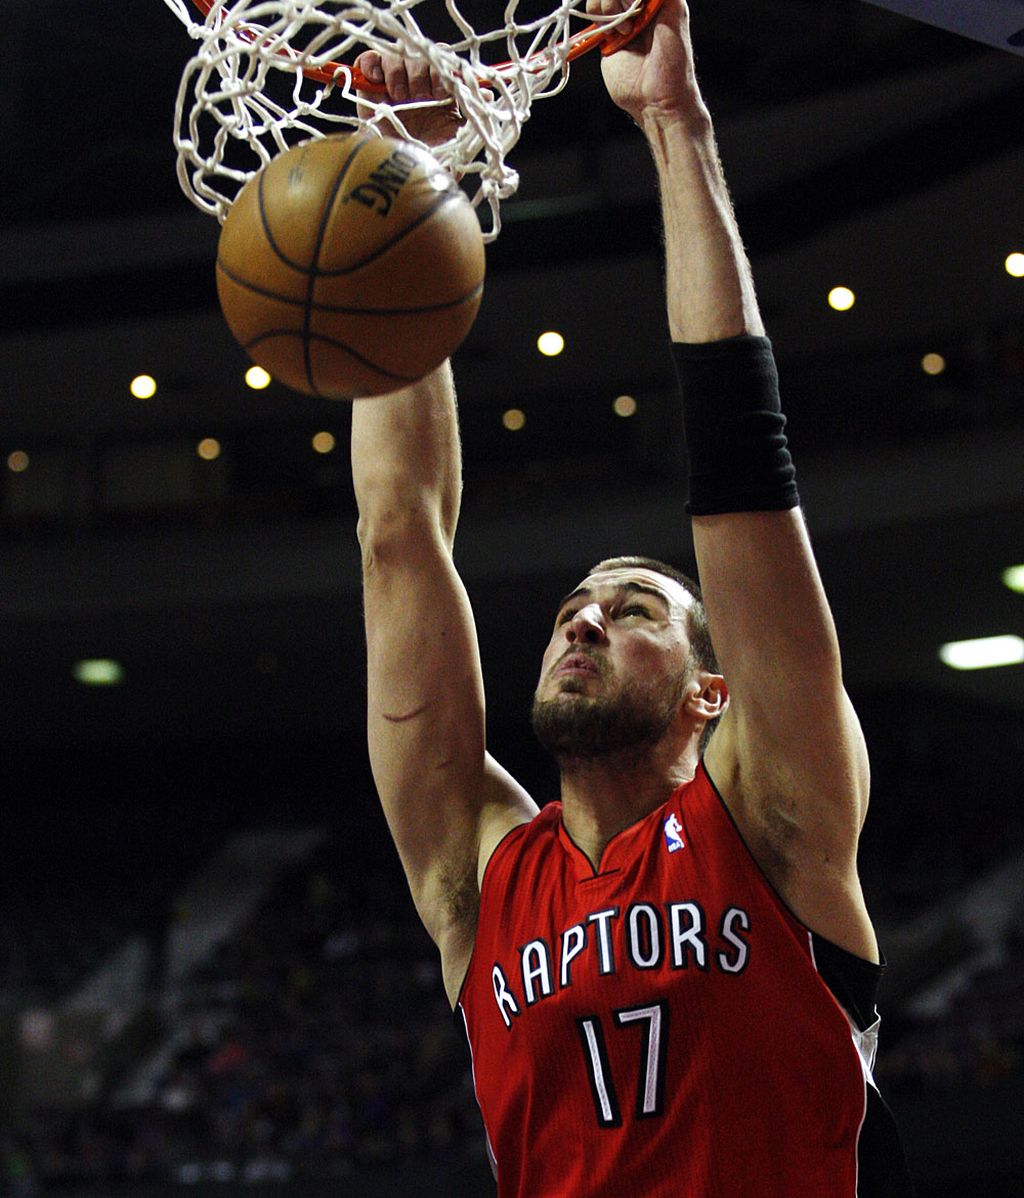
[556,607,577,626]
[618,604,651,619]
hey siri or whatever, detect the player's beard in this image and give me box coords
[531,666,689,762]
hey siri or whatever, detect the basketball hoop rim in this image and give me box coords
[187,0,666,90]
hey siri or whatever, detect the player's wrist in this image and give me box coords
[638,100,714,157]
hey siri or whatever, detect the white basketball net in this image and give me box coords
[163,0,655,240]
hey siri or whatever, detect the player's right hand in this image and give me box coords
[588,0,703,128]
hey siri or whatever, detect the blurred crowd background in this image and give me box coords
[2,689,1023,1197]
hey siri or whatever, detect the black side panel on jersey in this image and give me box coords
[811,933,916,1196]
[858,1086,917,1197]
[810,930,884,1032]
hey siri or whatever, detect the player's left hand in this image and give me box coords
[589,0,704,127]
[354,50,465,148]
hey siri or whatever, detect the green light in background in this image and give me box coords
[1002,564,1024,594]
[73,659,125,686]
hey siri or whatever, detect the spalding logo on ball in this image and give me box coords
[216,134,486,400]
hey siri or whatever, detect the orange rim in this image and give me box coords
[188,0,665,90]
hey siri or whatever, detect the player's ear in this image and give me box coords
[684,672,728,721]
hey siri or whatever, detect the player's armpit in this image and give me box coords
[476,754,537,889]
[430,754,537,1005]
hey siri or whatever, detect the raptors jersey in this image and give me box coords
[457,762,912,1197]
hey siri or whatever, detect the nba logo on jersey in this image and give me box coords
[663,813,685,854]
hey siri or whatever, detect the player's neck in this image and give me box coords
[557,745,697,872]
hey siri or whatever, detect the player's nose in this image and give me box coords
[566,603,607,645]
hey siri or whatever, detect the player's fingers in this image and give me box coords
[405,57,434,100]
[354,49,384,91]
[379,50,412,102]
[429,63,448,101]
[586,0,633,36]
[354,49,448,108]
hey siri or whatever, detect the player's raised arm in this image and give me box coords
[596,0,876,959]
[349,55,537,1004]
[352,366,537,1001]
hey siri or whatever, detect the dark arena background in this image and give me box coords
[2,1,1023,1195]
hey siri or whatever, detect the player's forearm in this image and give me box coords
[644,111,764,344]
[351,361,462,553]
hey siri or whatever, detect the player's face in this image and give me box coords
[531,568,696,758]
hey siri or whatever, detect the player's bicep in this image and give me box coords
[695,509,869,840]
[362,521,536,946]
[362,525,485,873]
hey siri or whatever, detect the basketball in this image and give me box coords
[215,134,486,399]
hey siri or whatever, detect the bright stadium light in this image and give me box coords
[537,331,565,357]
[828,287,856,312]
[939,635,1024,671]
[130,374,157,400]
[246,365,272,390]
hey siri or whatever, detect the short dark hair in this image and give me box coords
[588,555,721,748]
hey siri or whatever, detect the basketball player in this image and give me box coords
[351,1,913,1193]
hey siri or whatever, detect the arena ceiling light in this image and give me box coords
[245,365,272,390]
[130,374,157,400]
[938,635,1024,671]
[828,287,855,312]
[537,331,565,357]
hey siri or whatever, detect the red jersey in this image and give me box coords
[457,762,909,1197]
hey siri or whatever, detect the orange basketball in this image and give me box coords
[216,134,486,399]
